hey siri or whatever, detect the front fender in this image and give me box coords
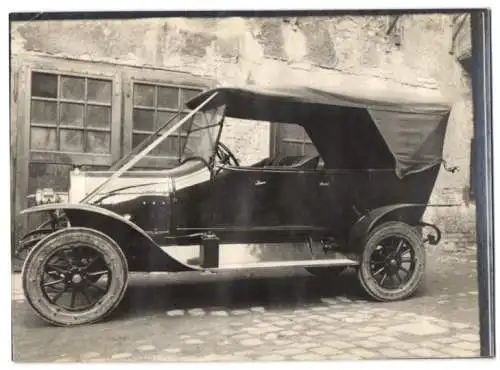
[21,203,148,239]
[348,203,427,252]
[20,203,198,272]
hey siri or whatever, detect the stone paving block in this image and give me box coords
[292,353,326,361]
[358,326,381,333]
[54,357,75,363]
[257,354,286,361]
[370,335,397,343]
[311,306,330,312]
[420,341,442,349]
[187,308,205,317]
[290,341,318,350]
[163,348,181,354]
[111,353,133,360]
[166,309,185,317]
[279,330,299,337]
[231,309,250,316]
[137,344,156,352]
[81,352,101,359]
[434,337,458,344]
[184,339,204,345]
[273,320,292,326]
[378,348,408,358]
[408,348,444,358]
[455,333,479,342]
[211,310,229,317]
[240,338,264,346]
[276,347,307,356]
[349,348,381,359]
[250,306,266,313]
[263,333,279,340]
[273,339,293,346]
[324,340,356,349]
[389,321,449,336]
[331,328,352,336]
[310,346,342,356]
[450,341,479,351]
[450,322,471,329]
[356,340,382,349]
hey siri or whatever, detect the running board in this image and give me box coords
[207,258,359,271]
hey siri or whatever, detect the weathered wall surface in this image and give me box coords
[11,13,475,249]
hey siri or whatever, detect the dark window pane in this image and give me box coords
[87,79,112,103]
[281,124,306,140]
[60,129,84,152]
[132,133,150,149]
[31,101,57,124]
[31,72,57,98]
[181,88,201,106]
[87,105,111,128]
[60,103,84,127]
[61,76,85,100]
[156,110,178,129]
[280,142,303,157]
[86,131,110,154]
[152,137,180,157]
[304,143,319,156]
[157,86,179,108]
[30,127,57,150]
[133,109,155,131]
[134,84,155,107]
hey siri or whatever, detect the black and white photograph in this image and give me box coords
[7,6,494,364]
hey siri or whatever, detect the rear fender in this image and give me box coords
[348,203,427,252]
[20,204,197,272]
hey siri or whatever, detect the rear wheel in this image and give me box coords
[22,227,128,326]
[357,221,425,301]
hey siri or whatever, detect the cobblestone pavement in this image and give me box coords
[11,243,480,362]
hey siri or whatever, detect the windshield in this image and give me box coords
[181,104,225,163]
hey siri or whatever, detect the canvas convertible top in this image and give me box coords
[186,84,452,178]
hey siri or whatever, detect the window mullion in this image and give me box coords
[56,74,61,151]
[83,77,88,152]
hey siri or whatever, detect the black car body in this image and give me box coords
[18,83,455,326]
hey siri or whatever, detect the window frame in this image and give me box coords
[122,70,213,169]
[25,61,123,167]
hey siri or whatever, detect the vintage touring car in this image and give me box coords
[17,82,456,326]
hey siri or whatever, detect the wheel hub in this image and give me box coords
[71,274,83,284]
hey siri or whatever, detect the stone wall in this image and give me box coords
[11,13,476,246]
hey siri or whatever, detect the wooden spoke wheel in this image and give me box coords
[358,221,426,301]
[22,227,128,326]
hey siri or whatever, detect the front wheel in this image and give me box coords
[357,221,426,302]
[22,227,128,326]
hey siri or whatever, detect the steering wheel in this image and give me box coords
[216,141,240,167]
[179,156,213,173]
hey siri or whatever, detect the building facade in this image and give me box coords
[10,13,474,251]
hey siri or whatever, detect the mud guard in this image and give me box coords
[20,204,199,273]
[348,203,427,252]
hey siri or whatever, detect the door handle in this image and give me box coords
[255,180,267,186]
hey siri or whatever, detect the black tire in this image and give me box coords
[306,266,347,278]
[22,227,128,326]
[357,221,426,302]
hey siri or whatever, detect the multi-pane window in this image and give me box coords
[131,82,201,158]
[29,71,113,154]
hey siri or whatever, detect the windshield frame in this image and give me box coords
[179,103,226,167]
[79,92,220,204]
